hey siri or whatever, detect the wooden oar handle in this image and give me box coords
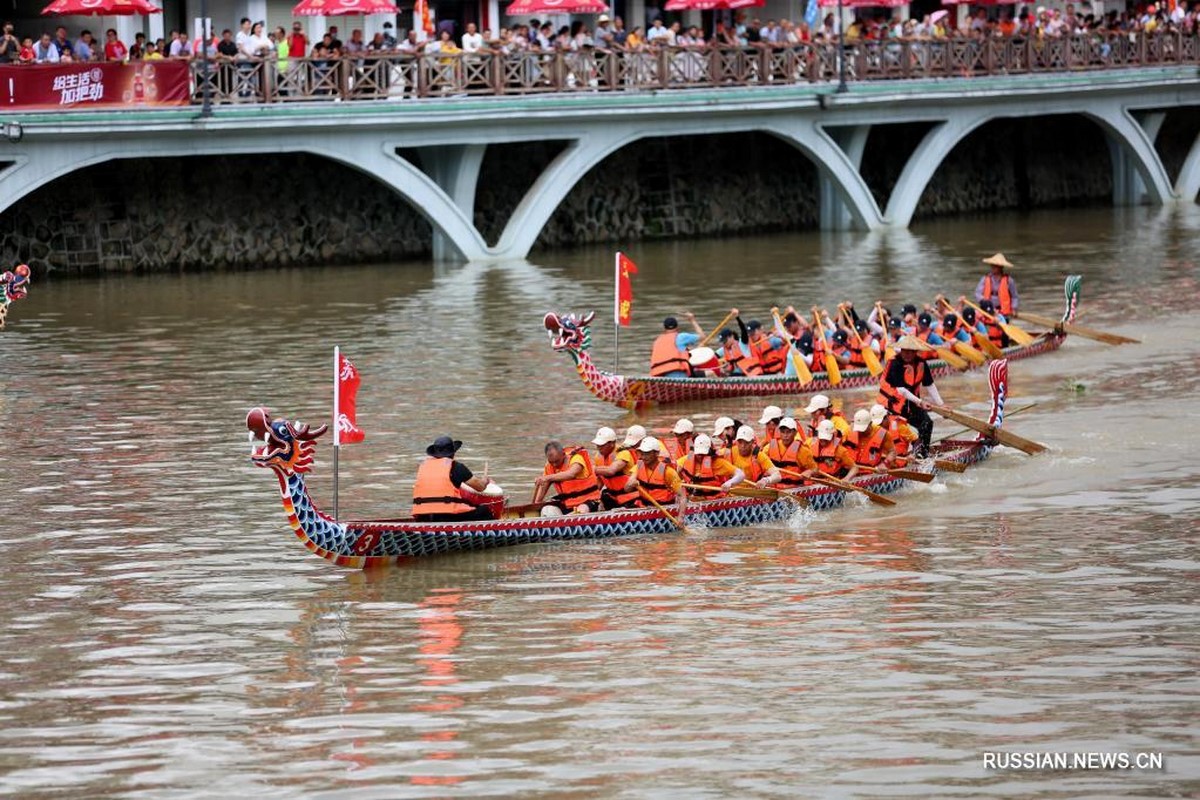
[962,297,996,322]
[638,486,687,531]
[697,309,737,347]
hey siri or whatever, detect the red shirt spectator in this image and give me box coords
[288,23,307,60]
[104,28,127,61]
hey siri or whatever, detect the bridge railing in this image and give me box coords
[186,33,1200,105]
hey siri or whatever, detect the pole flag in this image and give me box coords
[334,347,366,446]
[805,0,819,31]
[615,251,637,327]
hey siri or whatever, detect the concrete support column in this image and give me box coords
[415,144,487,261]
[1175,133,1200,203]
[1127,110,1166,202]
[114,17,139,56]
[819,124,870,231]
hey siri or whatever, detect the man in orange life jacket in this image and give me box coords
[806,419,859,480]
[712,416,740,457]
[677,433,744,498]
[649,312,704,377]
[872,402,917,465]
[975,253,1019,316]
[412,435,494,522]
[757,404,784,447]
[803,394,850,438]
[592,426,640,510]
[730,425,782,487]
[877,335,945,459]
[746,320,787,375]
[717,322,763,376]
[666,418,695,463]
[974,298,1009,348]
[533,440,602,515]
[765,417,819,488]
[846,409,897,473]
[625,436,687,517]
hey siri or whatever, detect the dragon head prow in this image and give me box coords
[247,407,327,476]
[544,311,595,358]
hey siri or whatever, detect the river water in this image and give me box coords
[1,206,1197,797]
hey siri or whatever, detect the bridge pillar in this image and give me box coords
[414,145,486,262]
[819,125,870,231]
[1176,133,1200,203]
[1100,106,1173,207]
[1115,111,1168,205]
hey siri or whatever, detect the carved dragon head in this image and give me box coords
[246,407,327,476]
[543,311,595,363]
[0,265,30,329]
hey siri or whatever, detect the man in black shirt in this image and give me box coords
[0,22,18,64]
[412,436,495,522]
[876,335,944,458]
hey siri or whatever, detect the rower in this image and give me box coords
[623,423,670,461]
[757,404,784,447]
[765,417,818,489]
[877,334,945,459]
[915,312,946,358]
[533,440,602,515]
[649,313,703,377]
[806,419,859,480]
[677,434,744,498]
[829,329,854,367]
[802,394,850,438]
[845,409,897,474]
[592,426,640,510]
[730,425,782,488]
[625,436,687,517]
[412,435,494,522]
[712,416,738,456]
[976,299,1008,347]
[747,320,787,375]
[940,312,971,344]
[717,313,764,376]
[872,403,917,466]
[976,253,1019,316]
[666,418,695,463]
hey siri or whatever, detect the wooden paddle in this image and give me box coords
[838,305,883,377]
[883,467,935,483]
[811,307,842,386]
[960,297,1035,346]
[697,309,737,348]
[927,404,1047,455]
[874,302,896,363]
[937,295,1003,359]
[682,481,808,506]
[771,307,814,384]
[638,487,692,533]
[933,459,967,473]
[778,468,897,507]
[1011,309,1140,345]
[935,401,1038,443]
[936,344,970,370]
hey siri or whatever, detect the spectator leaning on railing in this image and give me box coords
[0,21,18,63]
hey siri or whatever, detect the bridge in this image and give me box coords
[1,58,1198,265]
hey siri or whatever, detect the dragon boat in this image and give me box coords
[0,265,31,330]
[545,276,1080,410]
[247,362,1013,569]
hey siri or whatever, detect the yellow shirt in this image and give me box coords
[729,448,775,481]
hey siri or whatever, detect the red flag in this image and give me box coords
[615,252,637,327]
[335,349,365,445]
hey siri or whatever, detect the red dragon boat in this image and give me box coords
[248,363,1016,569]
[545,276,1080,410]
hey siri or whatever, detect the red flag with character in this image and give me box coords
[334,347,365,445]
[615,251,637,327]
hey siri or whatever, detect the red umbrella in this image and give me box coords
[664,0,763,10]
[818,0,906,6]
[41,0,161,15]
[506,0,610,15]
[292,0,400,15]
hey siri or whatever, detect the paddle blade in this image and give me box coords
[887,468,934,483]
[825,353,842,385]
[863,345,884,377]
[934,458,967,473]
[973,332,1003,360]
[937,347,969,370]
[793,350,813,384]
[1001,321,1036,346]
[953,340,987,366]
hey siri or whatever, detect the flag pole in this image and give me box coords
[613,251,620,372]
[332,345,340,522]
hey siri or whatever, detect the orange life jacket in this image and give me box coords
[915,328,939,361]
[679,453,723,496]
[411,457,473,516]
[981,274,1015,316]
[751,335,787,374]
[847,341,867,368]
[544,447,601,506]
[806,437,847,476]
[595,449,639,506]
[884,416,911,466]
[650,331,690,377]
[722,342,763,376]
[878,360,928,414]
[636,460,675,504]
[984,318,1005,348]
[845,425,889,467]
[766,439,806,488]
[665,436,692,464]
[730,447,767,483]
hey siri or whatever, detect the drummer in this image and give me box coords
[649,312,704,377]
[412,435,494,522]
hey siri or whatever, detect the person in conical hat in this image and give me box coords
[876,335,944,459]
[975,253,1019,316]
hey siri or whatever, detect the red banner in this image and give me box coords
[615,251,637,327]
[0,61,190,110]
[335,350,366,445]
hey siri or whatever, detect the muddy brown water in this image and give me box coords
[0,206,1197,797]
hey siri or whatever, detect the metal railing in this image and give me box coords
[187,33,1200,105]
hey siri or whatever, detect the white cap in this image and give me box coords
[693,434,713,455]
[817,419,836,440]
[638,436,661,453]
[852,409,871,433]
[805,394,831,414]
[758,405,784,425]
[778,416,797,430]
[735,425,757,443]
[870,404,888,424]
[592,426,617,446]
[712,416,735,436]
[672,418,694,435]
[623,424,647,447]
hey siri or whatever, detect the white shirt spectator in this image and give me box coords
[462,31,483,51]
[248,32,272,57]
[647,22,670,42]
[33,40,58,62]
[235,29,251,58]
[169,37,192,57]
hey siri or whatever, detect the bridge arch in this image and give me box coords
[885,107,1174,227]
[0,136,490,263]
[490,122,884,259]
